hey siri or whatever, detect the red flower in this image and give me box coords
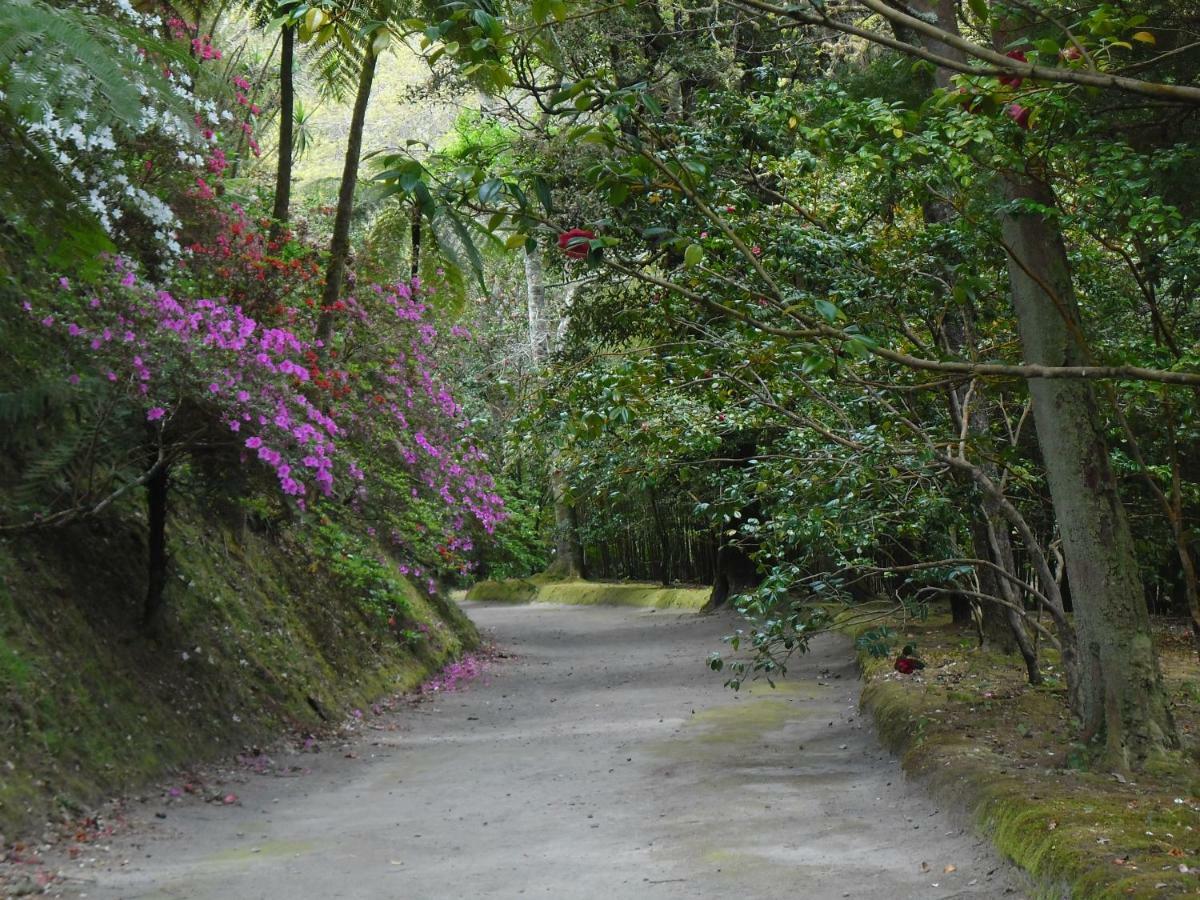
[557,228,595,259]
[1006,102,1031,130]
[999,50,1027,89]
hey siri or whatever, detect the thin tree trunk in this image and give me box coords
[1000,172,1177,766]
[317,49,378,345]
[648,487,673,586]
[410,202,422,280]
[269,23,295,240]
[980,496,1042,684]
[144,458,170,631]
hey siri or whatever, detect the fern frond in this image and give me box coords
[12,426,88,505]
[0,380,71,435]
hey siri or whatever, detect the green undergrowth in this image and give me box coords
[842,611,1200,898]
[466,575,710,610]
[0,501,477,837]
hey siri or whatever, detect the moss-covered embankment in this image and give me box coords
[847,612,1200,899]
[0,504,476,836]
[466,575,710,610]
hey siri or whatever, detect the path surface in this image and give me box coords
[59,603,1024,899]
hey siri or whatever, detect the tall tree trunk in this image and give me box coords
[523,245,550,362]
[524,243,584,577]
[1000,172,1176,766]
[317,49,378,345]
[547,464,586,578]
[269,23,295,241]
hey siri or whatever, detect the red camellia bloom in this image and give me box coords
[999,50,1027,88]
[558,228,595,259]
[1006,102,1032,130]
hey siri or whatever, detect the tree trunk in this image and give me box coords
[704,540,757,612]
[523,243,584,577]
[979,496,1042,684]
[648,487,673,586]
[269,23,295,241]
[317,49,378,345]
[144,459,170,631]
[523,245,550,362]
[546,461,585,577]
[921,109,1040,678]
[1000,172,1176,766]
[410,201,422,280]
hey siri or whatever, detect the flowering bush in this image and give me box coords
[5,2,257,268]
[8,3,504,599]
[31,257,504,577]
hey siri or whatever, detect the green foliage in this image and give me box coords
[0,0,192,271]
[855,626,897,659]
[0,498,474,835]
[310,518,417,623]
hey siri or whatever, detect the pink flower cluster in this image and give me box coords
[192,34,222,61]
[34,265,506,548]
[418,651,492,694]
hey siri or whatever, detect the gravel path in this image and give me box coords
[58,602,1026,899]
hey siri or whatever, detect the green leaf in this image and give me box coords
[641,91,664,117]
[478,177,503,205]
[532,175,554,212]
[815,299,843,323]
[683,243,704,268]
[801,352,832,375]
[967,0,988,23]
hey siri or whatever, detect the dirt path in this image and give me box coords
[57,603,1024,899]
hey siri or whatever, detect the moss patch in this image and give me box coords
[0,502,476,838]
[464,578,538,603]
[466,576,710,610]
[845,612,1200,898]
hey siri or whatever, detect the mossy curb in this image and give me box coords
[465,577,710,610]
[852,634,1198,899]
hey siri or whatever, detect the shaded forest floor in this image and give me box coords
[854,612,1200,897]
